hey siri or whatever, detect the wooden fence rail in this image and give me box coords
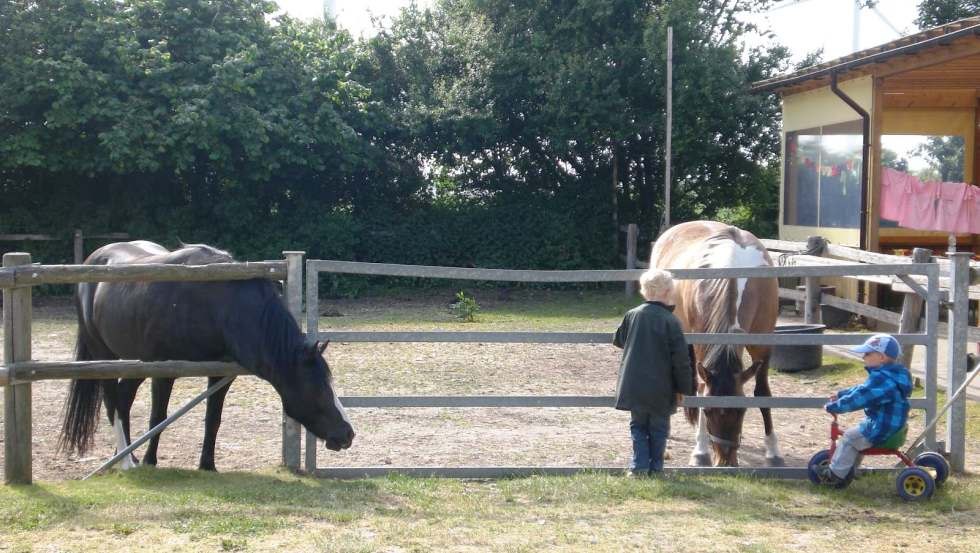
[1,251,304,484]
[1,230,130,264]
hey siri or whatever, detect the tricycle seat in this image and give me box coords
[870,425,908,450]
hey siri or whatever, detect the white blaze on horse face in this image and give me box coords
[334,393,351,425]
[703,241,768,316]
[113,413,138,470]
[692,408,711,459]
[765,432,783,461]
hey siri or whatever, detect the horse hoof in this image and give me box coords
[691,453,712,467]
[766,456,786,467]
[119,454,140,471]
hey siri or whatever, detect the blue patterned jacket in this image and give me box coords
[824,362,913,444]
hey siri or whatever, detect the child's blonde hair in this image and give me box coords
[639,269,674,301]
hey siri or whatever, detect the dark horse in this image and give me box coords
[59,241,355,471]
[650,221,782,467]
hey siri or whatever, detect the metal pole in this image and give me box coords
[925,264,939,449]
[662,26,672,233]
[282,251,304,471]
[305,263,320,473]
[625,224,638,297]
[905,356,980,456]
[84,375,236,479]
[946,252,970,472]
[73,229,84,265]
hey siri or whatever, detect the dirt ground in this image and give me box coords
[1,295,974,482]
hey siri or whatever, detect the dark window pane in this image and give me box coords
[783,121,863,228]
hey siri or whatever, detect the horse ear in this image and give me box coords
[739,361,761,384]
[316,340,329,356]
[696,362,710,383]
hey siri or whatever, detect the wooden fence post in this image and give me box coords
[281,251,304,472]
[946,251,971,472]
[73,229,84,265]
[898,248,931,371]
[802,236,826,325]
[625,224,638,297]
[3,252,32,484]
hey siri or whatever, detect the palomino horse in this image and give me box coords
[59,241,354,471]
[650,221,782,467]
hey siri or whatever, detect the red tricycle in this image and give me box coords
[807,414,950,501]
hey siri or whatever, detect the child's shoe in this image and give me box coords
[817,465,853,489]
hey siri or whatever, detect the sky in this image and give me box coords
[276,0,922,62]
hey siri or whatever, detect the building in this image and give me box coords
[753,16,980,306]
[753,16,979,255]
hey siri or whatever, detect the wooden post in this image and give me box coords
[4,252,32,484]
[625,224,638,297]
[281,251,304,472]
[73,229,84,265]
[946,251,971,472]
[803,276,821,325]
[898,248,931,371]
[802,236,826,325]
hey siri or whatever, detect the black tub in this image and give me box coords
[771,324,827,373]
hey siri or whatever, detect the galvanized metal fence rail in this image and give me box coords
[303,257,953,478]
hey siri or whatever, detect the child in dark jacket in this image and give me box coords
[822,333,912,487]
[613,269,693,476]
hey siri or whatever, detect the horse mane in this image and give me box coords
[224,279,331,384]
[695,228,744,377]
[171,242,234,265]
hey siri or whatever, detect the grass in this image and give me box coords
[4,290,980,551]
[316,287,638,331]
[2,466,979,552]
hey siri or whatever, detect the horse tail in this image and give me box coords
[58,330,105,455]
[59,287,111,455]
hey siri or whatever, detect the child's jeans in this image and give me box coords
[829,426,873,478]
[630,410,671,473]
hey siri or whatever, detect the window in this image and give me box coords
[784,120,863,228]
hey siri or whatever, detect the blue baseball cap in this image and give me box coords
[851,334,901,359]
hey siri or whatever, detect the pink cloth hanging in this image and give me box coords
[880,167,912,221]
[936,181,974,234]
[898,177,939,231]
[968,185,980,234]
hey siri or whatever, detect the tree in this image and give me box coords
[360,0,791,243]
[916,0,980,28]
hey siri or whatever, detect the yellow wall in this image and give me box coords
[778,76,871,248]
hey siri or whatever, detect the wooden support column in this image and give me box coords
[3,253,32,485]
[867,77,884,255]
[281,251,304,472]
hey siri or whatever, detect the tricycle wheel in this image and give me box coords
[896,467,935,501]
[913,452,949,486]
[807,450,832,485]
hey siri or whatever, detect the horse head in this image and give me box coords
[278,340,355,451]
[696,347,762,467]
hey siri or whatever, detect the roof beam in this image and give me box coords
[875,41,980,78]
